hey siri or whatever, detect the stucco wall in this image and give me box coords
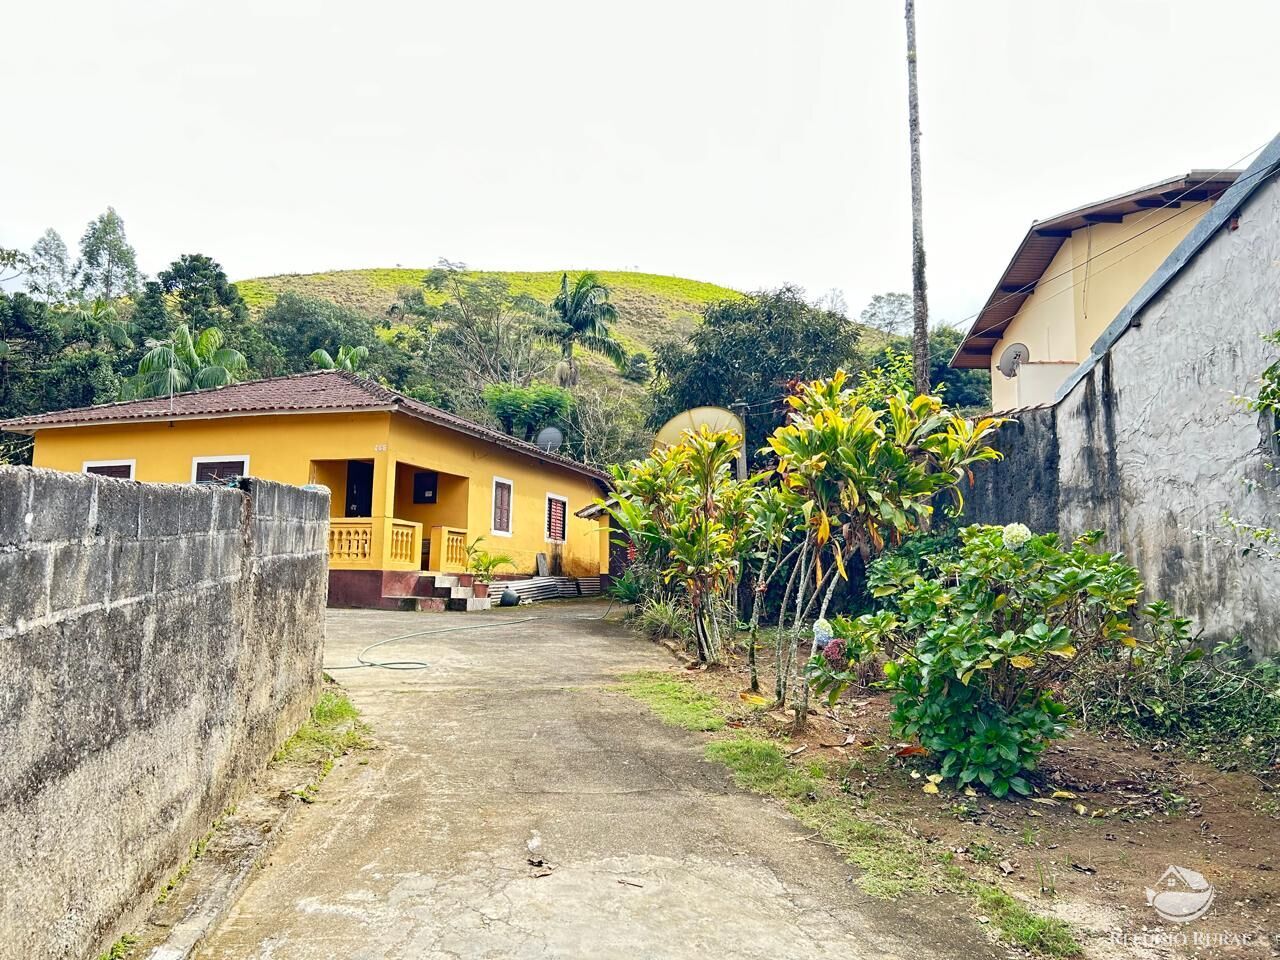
[965,173,1280,656]
[0,468,328,960]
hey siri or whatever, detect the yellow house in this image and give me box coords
[951,171,1240,411]
[0,371,612,609]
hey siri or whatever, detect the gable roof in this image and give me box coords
[950,170,1241,369]
[1053,134,1280,403]
[0,370,610,484]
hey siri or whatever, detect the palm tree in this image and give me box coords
[542,272,626,387]
[56,298,134,350]
[310,344,369,372]
[125,323,247,399]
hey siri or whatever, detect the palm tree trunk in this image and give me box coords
[905,0,931,396]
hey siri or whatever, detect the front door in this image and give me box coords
[345,460,374,517]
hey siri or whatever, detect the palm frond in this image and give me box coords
[579,331,629,370]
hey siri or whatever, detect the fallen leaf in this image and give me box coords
[1073,803,1088,816]
[1050,790,1077,799]
[1071,862,1096,875]
[787,745,808,757]
[1031,798,1060,806]
[963,787,977,797]
[739,691,769,706]
[910,770,922,780]
[927,774,944,784]
[895,745,930,757]
[923,783,939,794]
[820,734,857,748]
[998,860,1015,876]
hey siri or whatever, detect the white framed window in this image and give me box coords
[83,459,136,480]
[545,493,568,543]
[491,476,514,536]
[192,455,250,484]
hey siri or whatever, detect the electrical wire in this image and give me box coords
[324,597,620,671]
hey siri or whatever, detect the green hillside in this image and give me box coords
[235,268,743,355]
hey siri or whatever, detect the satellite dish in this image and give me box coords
[998,343,1030,379]
[654,406,745,449]
[535,426,564,452]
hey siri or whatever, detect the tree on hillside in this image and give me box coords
[413,261,558,402]
[79,208,140,300]
[124,323,246,399]
[482,383,572,441]
[311,344,369,372]
[159,254,249,329]
[27,229,76,306]
[859,292,912,336]
[649,285,860,456]
[0,248,26,286]
[541,272,627,387]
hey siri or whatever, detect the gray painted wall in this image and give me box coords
[965,172,1280,656]
[0,469,329,960]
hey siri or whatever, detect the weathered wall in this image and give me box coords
[965,171,1280,656]
[0,469,328,960]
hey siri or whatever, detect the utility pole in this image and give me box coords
[729,400,749,481]
[905,0,931,395]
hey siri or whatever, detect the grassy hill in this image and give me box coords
[235,268,743,356]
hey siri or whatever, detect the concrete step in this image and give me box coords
[383,595,447,612]
[446,596,492,612]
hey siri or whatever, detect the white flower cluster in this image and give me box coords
[812,618,833,649]
[1001,522,1033,550]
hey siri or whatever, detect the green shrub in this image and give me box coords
[810,524,1182,796]
[608,567,647,605]
[635,597,691,642]
[1071,630,1280,770]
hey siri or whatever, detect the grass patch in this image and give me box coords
[975,886,1081,958]
[273,686,371,801]
[698,734,1078,955]
[96,934,137,960]
[154,810,231,904]
[615,671,726,731]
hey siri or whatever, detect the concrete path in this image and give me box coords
[196,603,999,960]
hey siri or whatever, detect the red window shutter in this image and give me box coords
[494,481,512,532]
[546,497,566,541]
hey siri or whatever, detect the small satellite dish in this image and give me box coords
[654,406,745,449]
[998,343,1030,379]
[535,426,564,452]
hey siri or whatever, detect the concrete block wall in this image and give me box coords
[0,468,329,960]
[963,170,1280,656]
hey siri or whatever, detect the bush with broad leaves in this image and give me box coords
[809,524,1186,797]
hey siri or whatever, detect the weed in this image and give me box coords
[975,886,1080,957]
[274,688,369,766]
[1021,825,1039,846]
[634,599,691,643]
[96,934,137,960]
[704,735,821,797]
[615,672,725,731]
[969,842,997,864]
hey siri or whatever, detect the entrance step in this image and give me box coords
[446,596,492,612]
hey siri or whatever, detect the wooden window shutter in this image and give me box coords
[546,497,566,542]
[493,481,512,532]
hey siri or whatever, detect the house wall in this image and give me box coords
[29,408,605,579]
[385,415,603,577]
[965,173,1280,656]
[30,411,393,485]
[0,469,327,960]
[989,204,1214,412]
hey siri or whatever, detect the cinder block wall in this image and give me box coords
[0,468,329,960]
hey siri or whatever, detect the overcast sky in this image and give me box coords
[3,0,1277,326]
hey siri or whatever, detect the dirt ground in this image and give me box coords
[676,635,1280,959]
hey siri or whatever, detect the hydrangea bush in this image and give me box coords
[809,524,1184,797]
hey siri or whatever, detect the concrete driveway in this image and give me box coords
[196,603,998,960]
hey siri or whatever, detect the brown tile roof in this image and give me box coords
[0,370,609,484]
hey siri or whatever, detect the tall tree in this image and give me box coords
[904,0,930,395]
[79,208,140,300]
[543,272,626,387]
[158,254,249,329]
[650,286,860,456]
[859,292,912,337]
[27,229,75,305]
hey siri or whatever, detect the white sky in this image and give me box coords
[3,0,1277,326]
